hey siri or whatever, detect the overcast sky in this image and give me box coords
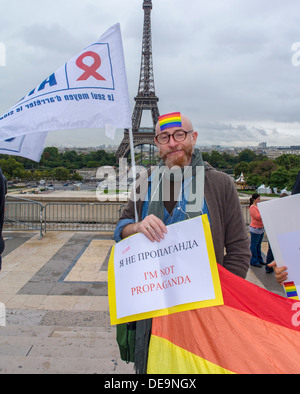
[1,0,300,148]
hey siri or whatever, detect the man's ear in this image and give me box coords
[192,131,198,146]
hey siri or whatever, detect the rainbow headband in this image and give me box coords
[159,112,182,131]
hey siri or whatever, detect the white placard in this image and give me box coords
[258,194,300,293]
[277,231,300,280]
[259,194,300,266]
[113,215,217,319]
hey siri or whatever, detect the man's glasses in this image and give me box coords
[155,130,193,145]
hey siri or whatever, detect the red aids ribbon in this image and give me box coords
[76,51,106,81]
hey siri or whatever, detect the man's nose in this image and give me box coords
[167,134,179,147]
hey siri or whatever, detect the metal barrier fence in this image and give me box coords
[4,196,125,237]
[4,196,43,238]
[43,202,124,232]
[4,195,251,237]
[242,204,251,227]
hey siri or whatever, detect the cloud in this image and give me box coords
[19,24,79,54]
[1,0,300,148]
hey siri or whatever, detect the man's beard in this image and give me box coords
[160,145,194,168]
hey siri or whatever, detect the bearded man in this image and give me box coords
[114,112,250,373]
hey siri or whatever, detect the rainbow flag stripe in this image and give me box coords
[158,112,182,131]
[284,281,299,300]
[148,264,300,374]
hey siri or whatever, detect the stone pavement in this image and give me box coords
[0,231,134,374]
[0,231,284,374]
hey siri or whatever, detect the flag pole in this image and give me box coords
[128,127,138,223]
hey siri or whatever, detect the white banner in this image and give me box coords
[0,132,48,162]
[0,23,131,145]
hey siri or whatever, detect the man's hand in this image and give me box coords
[268,261,288,284]
[122,214,167,242]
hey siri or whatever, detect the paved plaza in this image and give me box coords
[0,230,284,374]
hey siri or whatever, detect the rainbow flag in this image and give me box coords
[158,112,182,131]
[148,264,300,374]
[284,281,299,300]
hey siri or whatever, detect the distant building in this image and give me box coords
[258,142,267,149]
[75,168,97,180]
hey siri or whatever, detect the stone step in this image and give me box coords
[0,355,133,374]
[0,334,117,358]
[0,325,135,374]
[0,325,114,338]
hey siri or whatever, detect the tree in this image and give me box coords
[238,149,257,163]
[87,161,99,168]
[287,169,300,191]
[40,147,62,168]
[209,151,224,168]
[270,168,290,190]
[252,160,277,185]
[246,173,262,188]
[51,167,70,181]
[0,158,24,179]
[234,161,249,177]
[71,172,83,181]
[223,152,238,167]
[201,152,210,162]
[289,155,300,169]
[274,154,290,170]
[62,150,78,162]
[31,170,44,182]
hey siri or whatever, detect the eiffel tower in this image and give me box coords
[116,0,159,163]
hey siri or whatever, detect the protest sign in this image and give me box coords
[259,193,300,300]
[108,215,223,325]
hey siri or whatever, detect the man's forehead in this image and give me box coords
[158,112,182,131]
[157,127,185,135]
[156,112,192,135]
